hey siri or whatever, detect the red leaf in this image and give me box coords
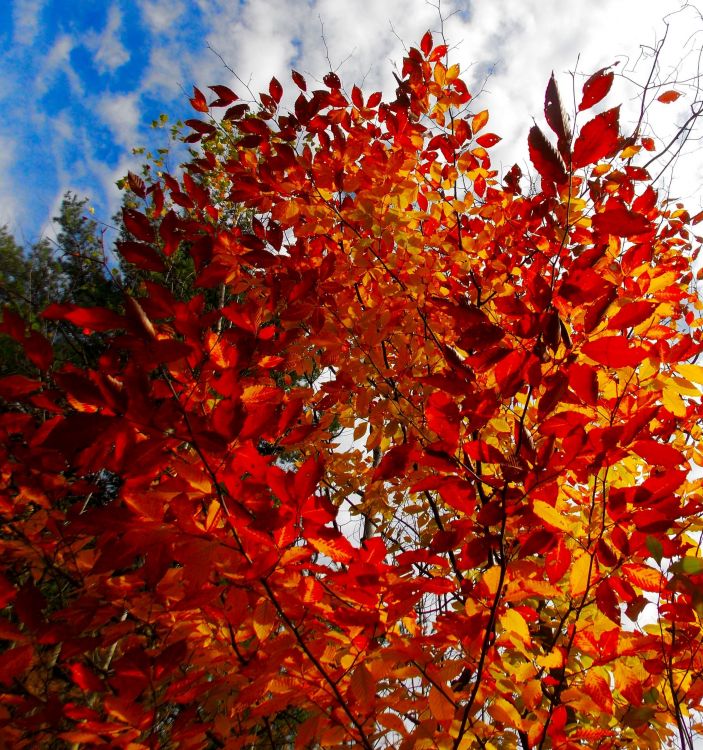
[291,70,307,91]
[208,84,238,105]
[0,574,16,608]
[42,303,124,332]
[592,206,652,237]
[545,538,571,583]
[476,133,501,148]
[373,443,414,482]
[323,72,341,90]
[429,45,448,63]
[24,331,53,371]
[69,662,103,692]
[528,125,568,185]
[224,103,249,121]
[189,86,208,112]
[0,374,42,399]
[0,645,33,685]
[657,90,681,103]
[572,107,621,168]
[269,77,283,104]
[426,391,460,450]
[117,241,166,272]
[421,31,433,57]
[294,456,324,500]
[122,208,155,243]
[632,439,685,467]
[127,171,146,198]
[607,301,656,330]
[581,336,648,368]
[578,68,614,111]
[568,363,599,406]
[544,74,571,149]
[0,306,26,339]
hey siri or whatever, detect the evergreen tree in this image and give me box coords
[54,192,117,309]
[0,228,62,376]
[0,227,61,319]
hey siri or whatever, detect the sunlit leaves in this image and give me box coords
[1,41,702,750]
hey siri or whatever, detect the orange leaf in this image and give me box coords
[428,686,455,723]
[308,534,354,564]
[253,598,276,641]
[657,90,681,103]
[472,109,489,134]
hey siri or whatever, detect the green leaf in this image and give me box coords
[645,536,663,565]
[671,557,703,575]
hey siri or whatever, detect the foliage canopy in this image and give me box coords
[2,32,703,750]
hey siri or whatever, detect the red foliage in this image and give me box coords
[2,34,703,750]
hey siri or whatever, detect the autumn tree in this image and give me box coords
[3,32,703,750]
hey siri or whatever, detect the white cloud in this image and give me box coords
[96,92,142,149]
[0,133,23,231]
[139,0,186,34]
[11,0,703,244]
[434,0,703,203]
[36,33,83,97]
[85,4,130,74]
[141,44,192,98]
[12,0,44,46]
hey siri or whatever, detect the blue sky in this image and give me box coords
[3,0,703,249]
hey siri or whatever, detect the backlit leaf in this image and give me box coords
[500,608,530,645]
[528,125,568,185]
[533,499,570,531]
[579,68,614,111]
[657,90,681,103]
[581,336,647,368]
[472,109,489,134]
[570,551,592,598]
[572,107,621,168]
[429,686,455,723]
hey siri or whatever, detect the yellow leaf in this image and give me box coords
[662,385,687,417]
[480,566,502,596]
[433,61,447,86]
[533,500,570,531]
[614,660,647,698]
[570,551,592,598]
[500,608,531,646]
[675,363,703,385]
[647,270,676,292]
[472,110,489,134]
[509,579,561,600]
[308,535,354,564]
[488,697,523,730]
[537,649,564,670]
